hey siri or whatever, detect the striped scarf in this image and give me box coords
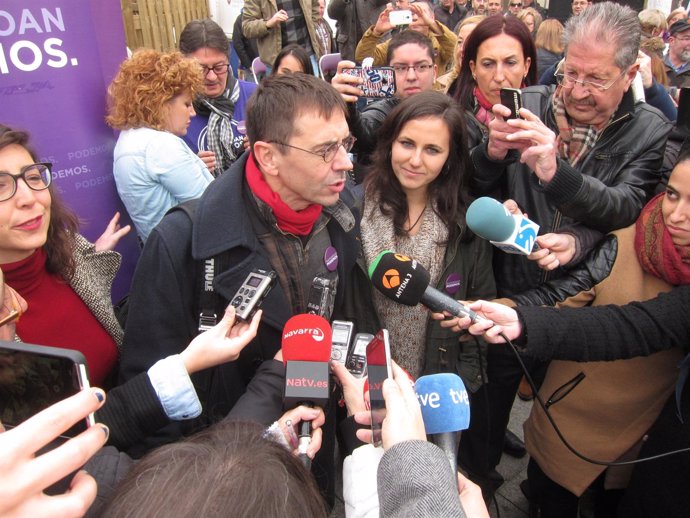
[552,85,602,167]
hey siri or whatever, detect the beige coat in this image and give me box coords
[242,0,321,67]
[524,225,684,496]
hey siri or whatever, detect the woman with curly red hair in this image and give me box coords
[107,49,213,243]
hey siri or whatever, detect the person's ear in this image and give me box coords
[252,141,280,177]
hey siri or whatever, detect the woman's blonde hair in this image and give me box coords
[517,7,542,34]
[106,49,203,131]
[535,18,564,54]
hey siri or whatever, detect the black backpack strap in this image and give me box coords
[166,200,230,333]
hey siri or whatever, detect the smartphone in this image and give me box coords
[0,341,93,438]
[366,329,392,446]
[330,320,354,365]
[389,9,412,26]
[342,67,396,98]
[346,332,373,378]
[500,87,522,119]
[229,268,277,322]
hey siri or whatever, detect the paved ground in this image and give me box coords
[331,395,533,517]
[490,396,532,518]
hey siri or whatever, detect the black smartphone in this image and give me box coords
[342,67,396,98]
[346,332,373,378]
[366,329,392,446]
[0,341,93,438]
[500,87,522,119]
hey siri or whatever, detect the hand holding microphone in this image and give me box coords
[281,314,332,468]
[368,251,484,323]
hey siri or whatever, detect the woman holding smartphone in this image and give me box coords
[359,91,495,387]
[449,14,536,146]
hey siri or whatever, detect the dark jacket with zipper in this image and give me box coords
[470,85,672,297]
[118,153,375,452]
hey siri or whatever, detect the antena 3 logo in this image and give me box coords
[382,268,401,289]
[283,327,326,342]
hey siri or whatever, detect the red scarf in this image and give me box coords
[635,193,690,286]
[245,153,323,236]
[473,86,494,127]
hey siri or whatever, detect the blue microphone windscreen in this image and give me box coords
[466,197,515,242]
[415,373,470,434]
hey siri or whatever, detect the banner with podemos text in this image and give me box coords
[0,1,139,299]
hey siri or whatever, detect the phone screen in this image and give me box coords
[366,329,391,446]
[0,343,91,437]
[500,88,522,120]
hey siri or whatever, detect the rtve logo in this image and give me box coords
[382,269,401,289]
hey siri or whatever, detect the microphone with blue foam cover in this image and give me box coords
[415,373,471,474]
[466,196,540,255]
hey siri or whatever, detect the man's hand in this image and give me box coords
[0,388,109,518]
[198,150,216,174]
[373,5,395,36]
[331,60,364,103]
[266,10,288,29]
[278,406,326,459]
[94,212,131,252]
[179,305,261,374]
[502,199,575,269]
[529,233,576,270]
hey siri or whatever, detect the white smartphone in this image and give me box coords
[389,9,412,26]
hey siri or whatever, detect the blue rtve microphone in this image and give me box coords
[415,373,471,474]
[466,196,540,255]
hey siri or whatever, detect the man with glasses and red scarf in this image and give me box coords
[459,1,673,504]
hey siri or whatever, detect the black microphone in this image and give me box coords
[368,251,483,322]
[282,314,332,468]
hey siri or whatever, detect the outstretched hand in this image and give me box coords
[94,212,131,252]
[180,305,261,374]
[432,300,522,343]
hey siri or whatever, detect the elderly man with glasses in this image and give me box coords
[459,1,672,506]
[179,19,258,175]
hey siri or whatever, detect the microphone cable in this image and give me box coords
[500,330,690,466]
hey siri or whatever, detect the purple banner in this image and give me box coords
[0,1,139,300]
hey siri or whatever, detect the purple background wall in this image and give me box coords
[0,1,139,299]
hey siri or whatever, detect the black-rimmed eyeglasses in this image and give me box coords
[0,163,52,202]
[200,63,230,76]
[270,136,357,163]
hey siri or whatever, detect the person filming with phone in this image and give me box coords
[455,1,672,504]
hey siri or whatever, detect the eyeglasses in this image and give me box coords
[0,163,52,202]
[391,63,434,74]
[199,63,230,76]
[509,3,522,6]
[270,135,357,163]
[554,64,626,93]
[674,36,690,43]
[0,287,23,327]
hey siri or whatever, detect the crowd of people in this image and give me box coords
[2,1,690,517]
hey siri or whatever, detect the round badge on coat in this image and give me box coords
[324,246,339,272]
